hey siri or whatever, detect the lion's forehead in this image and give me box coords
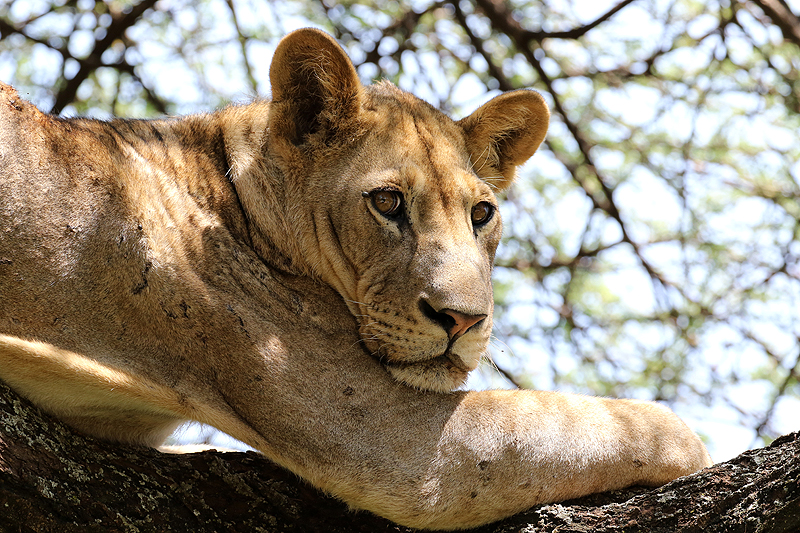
[365,87,467,156]
[361,99,492,212]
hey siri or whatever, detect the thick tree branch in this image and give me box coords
[0,380,797,533]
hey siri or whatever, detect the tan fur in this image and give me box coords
[0,29,711,530]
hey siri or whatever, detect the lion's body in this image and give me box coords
[0,29,711,530]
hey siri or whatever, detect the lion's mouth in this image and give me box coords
[444,350,471,372]
[382,350,473,392]
[363,332,481,391]
[382,349,472,373]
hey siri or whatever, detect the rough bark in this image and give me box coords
[0,380,797,533]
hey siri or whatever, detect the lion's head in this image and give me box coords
[238,29,548,392]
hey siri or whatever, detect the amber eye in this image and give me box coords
[370,190,403,218]
[471,201,494,226]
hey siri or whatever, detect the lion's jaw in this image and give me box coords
[233,31,549,393]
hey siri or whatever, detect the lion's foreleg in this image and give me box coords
[0,335,187,446]
[390,388,713,530]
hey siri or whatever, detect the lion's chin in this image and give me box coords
[384,354,474,393]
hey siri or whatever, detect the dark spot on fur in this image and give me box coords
[343,386,355,396]
[177,393,190,408]
[131,261,151,295]
[291,293,304,315]
[226,304,251,339]
[149,123,164,142]
[347,406,367,420]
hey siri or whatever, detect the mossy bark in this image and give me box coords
[0,381,797,533]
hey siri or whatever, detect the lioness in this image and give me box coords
[0,28,711,530]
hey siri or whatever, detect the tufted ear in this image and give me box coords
[268,28,363,147]
[458,90,549,191]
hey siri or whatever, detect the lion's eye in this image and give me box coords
[370,190,403,218]
[471,202,494,226]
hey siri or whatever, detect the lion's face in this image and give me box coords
[310,86,503,392]
[263,30,549,392]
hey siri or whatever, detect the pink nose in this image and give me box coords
[441,309,486,340]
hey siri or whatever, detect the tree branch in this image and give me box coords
[318,0,446,71]
[750,0,800,48]
[451,2,515,91]
[531,0,637,40]
[472,0,636,43]
[51,0,159,114]
[0,380,797,532]
[113,60,169,114]
[223,0,258,95]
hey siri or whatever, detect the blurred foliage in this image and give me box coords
[2,0,799,458]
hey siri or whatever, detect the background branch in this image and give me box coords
[51,0,158,114]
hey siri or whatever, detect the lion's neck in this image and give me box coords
[217,103,315,278]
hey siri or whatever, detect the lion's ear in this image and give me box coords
[458,90,549,191]
[268,28,362,147]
